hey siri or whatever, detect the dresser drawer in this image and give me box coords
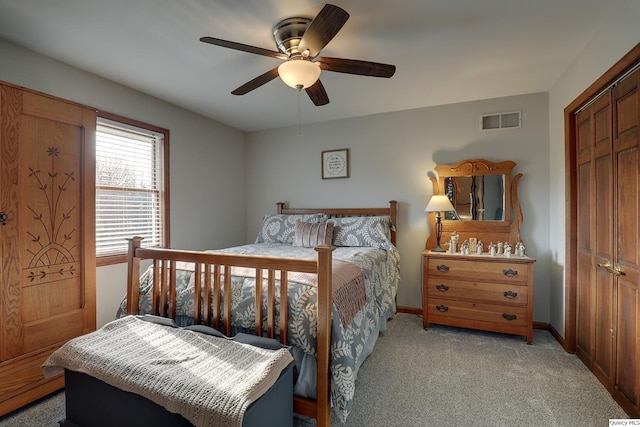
[426,277,527,305]
[427,298,527,326]
[427,258,528,283]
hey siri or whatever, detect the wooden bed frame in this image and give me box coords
[125,201,398,427]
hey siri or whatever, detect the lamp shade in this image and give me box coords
[278,59,321,89]
[425,195,456,212]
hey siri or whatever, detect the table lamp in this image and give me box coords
[425,195,456,252]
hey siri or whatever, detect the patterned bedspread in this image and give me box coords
[117,242,400,422]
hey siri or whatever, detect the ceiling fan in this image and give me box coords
[200,3,396,106]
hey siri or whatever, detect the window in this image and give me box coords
[96,113,169,264]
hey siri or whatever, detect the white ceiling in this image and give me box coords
[0,0,624,132]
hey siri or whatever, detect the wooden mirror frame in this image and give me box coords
[426,158,524,250]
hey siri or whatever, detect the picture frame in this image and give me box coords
[321,148,350,179]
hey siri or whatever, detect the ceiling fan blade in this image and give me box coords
[231,67,280,95]
[317,57,396,78]
[200,36,286,59]
[305,80,329,106]
[298,4,349,58]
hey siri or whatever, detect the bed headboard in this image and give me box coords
[276,200,398,246]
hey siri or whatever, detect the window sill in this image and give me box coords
[97,254,128,267]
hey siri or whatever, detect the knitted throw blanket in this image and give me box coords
[42,316,293,427]
[230,259,366,328]
[287,259,366,328]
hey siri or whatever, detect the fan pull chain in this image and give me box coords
[297,86,303,136]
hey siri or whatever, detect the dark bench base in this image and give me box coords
[61,365,294,427]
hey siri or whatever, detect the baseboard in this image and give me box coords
[533,321,548,330]
[548,324,571,352]
[398,310,559,332]
[396,306,422,316]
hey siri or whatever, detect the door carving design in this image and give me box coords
[26,145,78,276]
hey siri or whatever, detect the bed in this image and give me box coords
[58,201,399,426]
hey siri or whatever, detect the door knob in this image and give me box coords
[0,212,6,225]
[612,265,626,276]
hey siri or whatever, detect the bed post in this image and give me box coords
[315,244,334,427]
[389,200,398,246]
[126,237,143,315]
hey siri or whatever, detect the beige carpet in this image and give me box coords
[0,313,628,426]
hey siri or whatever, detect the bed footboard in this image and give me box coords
[125,237,334,427]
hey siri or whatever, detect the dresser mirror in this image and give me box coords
[426,158,523,250]
[443,174,505,221]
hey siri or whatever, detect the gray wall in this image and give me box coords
[0,38,248,327]
[246,93,551,322]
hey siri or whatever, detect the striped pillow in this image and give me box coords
[255,213,328,244]
[294,221,334,247]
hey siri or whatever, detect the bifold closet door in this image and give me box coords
[575,92,615,385]
[575,67,640,415]
[611,70,639,411]
[0,83,96,415]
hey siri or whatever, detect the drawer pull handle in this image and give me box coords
[503,269,518,277]
[436,264,450,273]
[436,305,449,312]
[436,284,449,292]
[503,291,518,299]
[502,313,517,321]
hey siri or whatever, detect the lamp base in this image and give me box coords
[431,246,446,252]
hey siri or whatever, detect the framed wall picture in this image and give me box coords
[322,149,350,179]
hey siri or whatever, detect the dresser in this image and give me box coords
[422,251,535,343]
[424,158,535,343]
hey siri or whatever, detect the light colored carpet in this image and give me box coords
[0,313,628,426]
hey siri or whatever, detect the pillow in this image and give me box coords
[234,333,288,351]
[255,213,328,244]
[329,215,394,249]
[182,326,286,351]
[184,324,227,338]
[294,220,334,247]
[137,314,178,328]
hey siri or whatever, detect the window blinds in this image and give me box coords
[96,121,164,257]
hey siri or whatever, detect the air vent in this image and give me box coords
[480,111,521,130]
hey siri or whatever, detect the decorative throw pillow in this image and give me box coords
[329,215,394,249]
[293,221,334,247]
[255,213,328,244]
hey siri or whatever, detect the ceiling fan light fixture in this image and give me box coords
[278,59,321,89]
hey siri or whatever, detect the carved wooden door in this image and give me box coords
[0,83,96,415]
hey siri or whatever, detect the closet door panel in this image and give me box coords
[594,156,612,260]
[592,155,614,379]
[576,254,592,362]
[616,279,638,407]
[594,267,613,378]
[613,129,639,409]
[575,135,593,363]
[592,96,614,381]
[612,68,640,412]
[615,145,639,269]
